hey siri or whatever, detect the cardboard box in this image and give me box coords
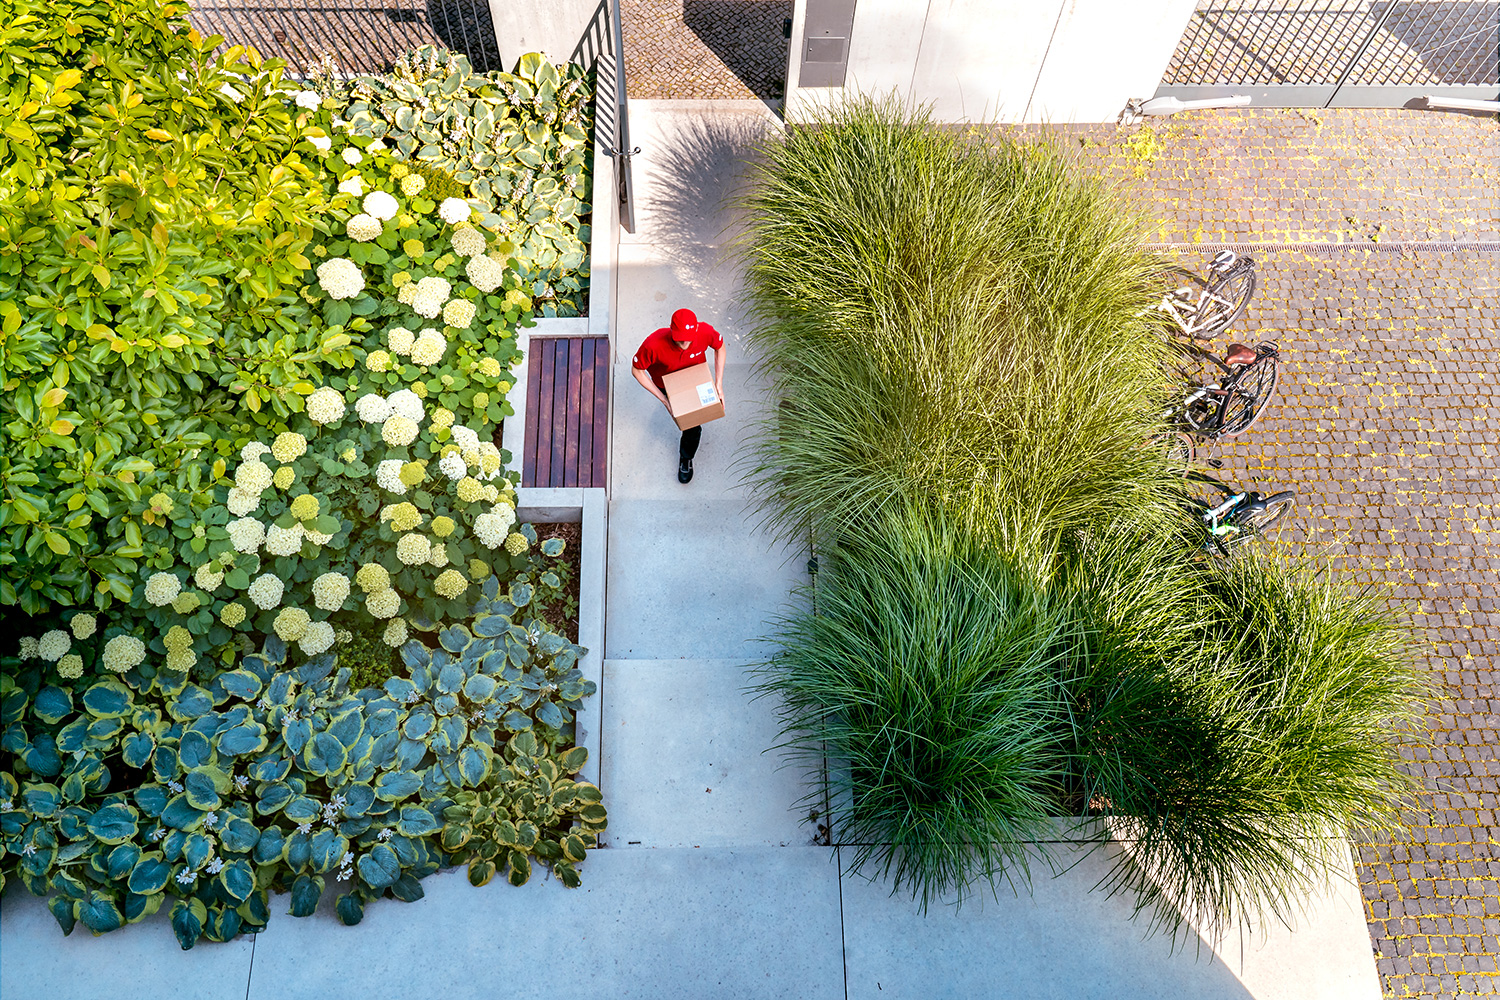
[662,362,725,431]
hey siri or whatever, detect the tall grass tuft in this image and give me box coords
[740,96,1428,934]
[757,505,1073,911]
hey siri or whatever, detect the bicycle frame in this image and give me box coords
[1167,341,1278,436]
[1150,251,1247,340]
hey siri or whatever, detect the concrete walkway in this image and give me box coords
[0,101,1385,1000]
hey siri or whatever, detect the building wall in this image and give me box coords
[787,0,1199,123]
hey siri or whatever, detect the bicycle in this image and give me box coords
[1183,470,1295,556]
[1150,250,1257,342]
[1163,339,1279,440]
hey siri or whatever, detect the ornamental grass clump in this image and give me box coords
[743,97,1428,935]
[759,507,1072,910]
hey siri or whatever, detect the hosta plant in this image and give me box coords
[1,575,601,948]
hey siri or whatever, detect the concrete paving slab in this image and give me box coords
[605,497,807,660]
[611,360,773,501]
[614,233,754,347]
[620,100,780,251]
[247,847,845,1000]
[600,659,815,848]
[0,888,254,1000]
[839,842,1381,1000]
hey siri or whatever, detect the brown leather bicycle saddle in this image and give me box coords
[1225,343,1258,366]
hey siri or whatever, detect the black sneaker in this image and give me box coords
[678,459,693,484]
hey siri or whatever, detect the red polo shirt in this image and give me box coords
[632,323,724,391]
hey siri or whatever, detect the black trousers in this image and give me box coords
[679,425,702,462]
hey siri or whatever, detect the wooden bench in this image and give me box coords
[520,337,610,488]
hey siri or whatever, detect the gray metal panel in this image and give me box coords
[801,0,857,88]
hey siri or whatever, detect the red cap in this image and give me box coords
[670,308,698,339]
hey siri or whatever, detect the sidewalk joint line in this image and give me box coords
[1146,240,1500,253]
[245,931,256,1000]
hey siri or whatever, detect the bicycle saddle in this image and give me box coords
[1224,343,1258,366]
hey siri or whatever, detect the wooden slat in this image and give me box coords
[548,339,567,487]
[591,338,609,487]
[522,345,543,487]
[534,339,555,488]
[562,337,584,487]
[577,339,596,488]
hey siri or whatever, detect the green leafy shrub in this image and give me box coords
[743,97,1428,936]
[0,0,352,613]
[0,572,601,947]
[316,46,593,317]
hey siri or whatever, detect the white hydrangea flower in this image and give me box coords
[450,226,486,258]
[466,253,505,293]
[308,135,332,152]
[365,588,400,619]
[70,613,98,640]
[236,459,274,494]
[299,621,335,656]
[273,607,311,642]
[264,522,305,557]
[368,138,387,152]
[355,393,393,424]
[363,191,399,221]
[306,387,347,425]
[382,618,408,647]
[437,451,467,480]
[438,198,471,225]
[442,298,476,329]
[311,572,351,611]
[381,415,419,447]
[194,563,225,591]
[227,517,266,553]
[226,486,259,516]
[247,573,285,610]
[305,528,334,546]
[271,431,308,463]
[427,542,449,568]
[144,572,182,607]
[342,147,362,166]
[316,258,364,300]
[387,327,416,355]
[38,630,71,662]
[18,636,39,659]
[396,533,431,565]
[346,213,382,242]
[450,425,481,451]
[473,512,508,549]
[375,459,406,494]
[387,389,424,422]
[409,276,450,320]
[241,442,272,462]
[295,90,321,110]
[477,442,503,477]
[101,635,146,673]
[337,176,364,197]
[409,330,447,366]
[490,502,517,533]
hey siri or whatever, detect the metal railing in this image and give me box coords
[1157,0,1499,108]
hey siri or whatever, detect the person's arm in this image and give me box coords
[712,340,727,404]
[632,365,671,411]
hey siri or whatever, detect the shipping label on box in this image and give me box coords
[663,362,725,431]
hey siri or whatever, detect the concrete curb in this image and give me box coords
[517,487,607,789]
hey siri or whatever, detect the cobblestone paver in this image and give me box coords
[621,0,790,100]
[993,108,1500,999]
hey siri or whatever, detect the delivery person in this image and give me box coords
[631,308,726,484]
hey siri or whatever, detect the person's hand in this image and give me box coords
[657,391,673,412]
[715,379,726,408]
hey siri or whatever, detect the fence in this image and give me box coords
[1157,0,1500,107]
[188,0,504,74]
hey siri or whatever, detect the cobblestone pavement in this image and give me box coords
[994,109,1500,999]
[621,0,789,100]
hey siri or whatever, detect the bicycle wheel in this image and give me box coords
[1194,263,1256,336]
[1147,431,1196,470]
[1229,491,1294,543]
[1216,353,1278,437]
